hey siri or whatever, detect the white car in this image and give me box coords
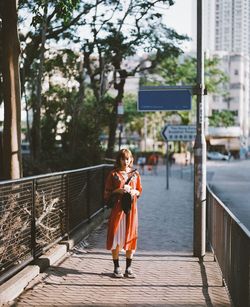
[207,151,230,161]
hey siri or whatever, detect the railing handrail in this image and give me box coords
[207,184,250,238]
[207,184,250,307]
[0,164,113,185]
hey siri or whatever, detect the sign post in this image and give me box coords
[193,0,206,258]
[166,142,169,189]
[162,125,196,190]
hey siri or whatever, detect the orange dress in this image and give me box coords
[104,168,142,251]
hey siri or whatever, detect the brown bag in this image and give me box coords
[121,169,137,214]
[105,194,116,209]
[121,192,133,214]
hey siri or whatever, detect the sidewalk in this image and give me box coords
[8,165,231,306]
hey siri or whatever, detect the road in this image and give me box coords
[207,159,250,231]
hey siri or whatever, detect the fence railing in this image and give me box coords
[0,164,113,285]
[207,185,250,307]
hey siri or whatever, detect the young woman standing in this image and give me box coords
[104,149,142,278]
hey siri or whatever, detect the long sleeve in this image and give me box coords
[136,173,142,196]
[104,172,114,203]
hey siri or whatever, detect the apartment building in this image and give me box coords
[204,0,250,157]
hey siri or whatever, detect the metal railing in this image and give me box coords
[207,185,250,307]
[0,164,113,284]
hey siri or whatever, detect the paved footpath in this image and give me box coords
[9,166,231,306]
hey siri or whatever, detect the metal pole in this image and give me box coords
[118,123,123,150]
[118,130,122,150]
[166,141,169,189]
[193,0,206,258]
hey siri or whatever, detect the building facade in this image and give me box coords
[204,0,250,157]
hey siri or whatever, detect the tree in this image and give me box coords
[209,110,235,127]
[0,0,84,179]
[19,0,84,162]
[5,1,188,174]
[1,0,23,179]
[140,55,228,125]
[120,55,228,152]
[80,0,187,157]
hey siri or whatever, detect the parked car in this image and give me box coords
[207,151,230,161]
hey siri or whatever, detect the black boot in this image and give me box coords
[125,258,136,278]
[113,259,123,278]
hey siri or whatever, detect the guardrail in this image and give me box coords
[0,164,113,285]
[207,185,250,307]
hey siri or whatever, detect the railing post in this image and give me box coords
[102,166,105,209]
[87,170,90,221]
[31,179,36,259]
[65,173,70,238]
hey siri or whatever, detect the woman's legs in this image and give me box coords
[125,250,136,278]
[125,250,133,259]
[112,245,120,259]
[111,245,123,278]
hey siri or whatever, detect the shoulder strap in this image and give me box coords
[125,169,137,185]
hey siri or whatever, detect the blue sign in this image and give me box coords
[138,88,192,111]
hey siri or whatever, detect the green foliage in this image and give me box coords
[123,94,144,135]
[19,0,81,26]
[17,0,191,173]
[150,55,228,92]
[209,110,235,127]
[205,57,229,94]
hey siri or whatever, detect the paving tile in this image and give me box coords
[11,165,231,307]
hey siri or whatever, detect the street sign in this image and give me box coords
[162,125,196,142]
[138,87,192,111]
[117,101,124,115]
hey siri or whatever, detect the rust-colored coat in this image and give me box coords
[104,168,142,251]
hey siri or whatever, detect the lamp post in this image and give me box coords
[193,0,207,258]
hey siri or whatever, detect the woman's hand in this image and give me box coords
[123,184,131,193]
[130,189,140,197]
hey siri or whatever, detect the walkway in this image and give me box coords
[9,165,231,306]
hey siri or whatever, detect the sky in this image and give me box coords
[163,0,196,52]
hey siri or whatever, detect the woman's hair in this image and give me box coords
[115,148,134,169]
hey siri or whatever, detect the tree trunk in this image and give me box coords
[2,0,23,179]
[0,131,4,180]
[106,68,126,158]
[31,5,47,161]
[70,58,85,155]
[106,105,118,158]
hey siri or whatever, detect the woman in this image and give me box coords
[104,149,142,278]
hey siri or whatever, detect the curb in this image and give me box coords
[0,209,110,306]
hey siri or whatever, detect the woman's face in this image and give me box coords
[120,156,131,169]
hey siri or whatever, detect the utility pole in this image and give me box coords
[193,0,207,258]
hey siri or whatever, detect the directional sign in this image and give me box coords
[138,87,192,111]
[162,125,196,142]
